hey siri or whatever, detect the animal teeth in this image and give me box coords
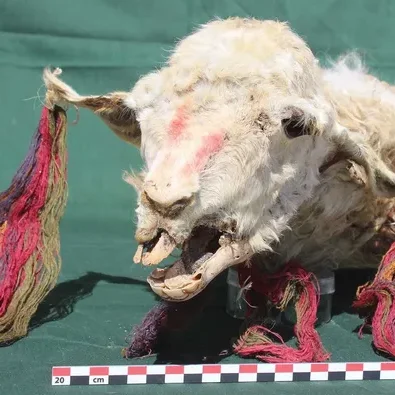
[133,244,144,263]
[141,232,176,266]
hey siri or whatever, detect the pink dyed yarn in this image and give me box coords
[234,261,330,363]
[353,241,395,358]
[0,108,52,317]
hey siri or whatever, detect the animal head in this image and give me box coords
[44,18,395,301]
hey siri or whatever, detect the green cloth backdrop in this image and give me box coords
[1,1,395,394]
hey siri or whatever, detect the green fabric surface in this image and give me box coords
[1,1,395,394]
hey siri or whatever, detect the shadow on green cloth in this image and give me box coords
[152,277,244,365]
[332,269,375,316]
[0,268,383,363]
[30,272,146,329]
[0,272,146,347]
[153,269,383,364]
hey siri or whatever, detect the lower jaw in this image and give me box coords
[146,239,253,301]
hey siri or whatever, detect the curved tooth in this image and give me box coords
[133,244,144,263]
[141,232,176,266]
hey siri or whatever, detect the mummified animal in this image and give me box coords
[44,18,395,306]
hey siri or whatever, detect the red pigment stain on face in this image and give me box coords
[183,131,225,174]
[169,104,189,140]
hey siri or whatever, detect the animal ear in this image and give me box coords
[280,100,395,197]
[43,68,141,147]
[329,123,395,197]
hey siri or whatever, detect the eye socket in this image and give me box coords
[282,117,308,139]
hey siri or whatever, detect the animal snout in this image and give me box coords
[142,188,194,217]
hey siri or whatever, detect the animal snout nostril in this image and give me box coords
[172,197,192,208]
[143,190,194,217]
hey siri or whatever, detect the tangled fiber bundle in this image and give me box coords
[233,261,330,363]
[0,104,68,343]
[353,241,395,358]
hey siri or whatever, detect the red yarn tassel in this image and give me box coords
[353,241,395,358]
[234,262,330,363]
[0,105,68,342]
